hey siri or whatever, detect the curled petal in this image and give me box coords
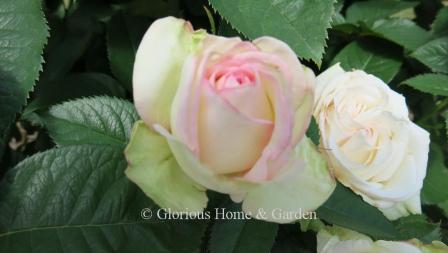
[254,36,315,144]
[242,69,294,182]
[380,192,422,220]
[242,138,335,223]
[125,121,208,212]
[133,17,205,130]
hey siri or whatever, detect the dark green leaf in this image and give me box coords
[367,18,432,50]
[394,215,441,243]
[40,96,139,147]
[306,117,320,146]
[107,13,149,91]
[0,0,48,156]
[317,183,398,240]
[218,20,243,37]
[271,225,316,253]
[402,74,448,96]
[411,37,448,74]
[209,0,335,64]
[346,0,418,23]
[125,0,180,17]
[433,7,448,37]
[438,199,448,217]
[421,144,448,204]
[331,40,402,83]
[209,200,278,253]
[25,73,126,113]
[0,145,207,252]
[39,8,97,84]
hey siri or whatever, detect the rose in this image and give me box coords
[317,226,448,253]
[125,17,335,223]
[313,63,430,220]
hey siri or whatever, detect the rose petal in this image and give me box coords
[380,191,422,220]
[154,124,256,195]
[125,121,208,212]
[253,37,315,143]
[170,36,245,152]
[133,17,205,130]
[198,84,274,174]
[242,68,294,182]
[218,81,274,122]
[242,138,335,223]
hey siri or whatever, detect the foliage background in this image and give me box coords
[0,0,447,252]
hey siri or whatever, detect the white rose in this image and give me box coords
[317,226,448,253]
[314,63,430,220]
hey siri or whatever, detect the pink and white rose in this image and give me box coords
[125,17,335,223]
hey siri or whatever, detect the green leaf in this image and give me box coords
[394,215,441,243]
[316,183,398,240]
[421,144,448,204]
[107,12,149,91]
[40,96,139,147]
[0,0,48,156]
[125,0,180,17]
[432,7,448,37]
[331,40,402,83]
[209,200,278,253]
[38,8,96,85]
[0,145,207,252]
[306,117,320,146]
[271,225,316,253]
[411,37,448,74]
[218,20,243,37]
[331,0,345,26]
[402,74,448,96]
[346,0,418,23]
[209,0,335,64]
[367,18,432,51]
[438,199,448,217]
[25,73,126,113]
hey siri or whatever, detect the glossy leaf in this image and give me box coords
[40,97,139,147]
[0,145,207,252]
[331,40,402,83]
[433,7,448,37]
[421,144,448,204]
[209,0,335,64]
[367,18,432,50]
[346,0,418,23]
[411,37,448,74]
[394,215,441,243]
[209,200,278,253]
[316,183,398,240]
[402,74,448,96]
[0,0,48,156]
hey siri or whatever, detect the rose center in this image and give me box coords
[206,59,256,90]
